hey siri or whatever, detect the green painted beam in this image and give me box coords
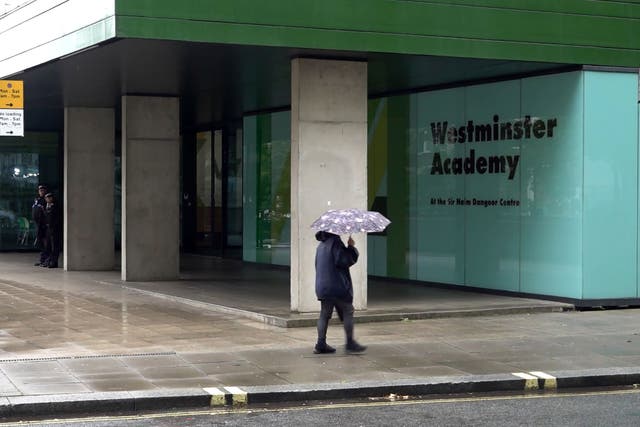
[116,0,640,66]
[116,15,640,67]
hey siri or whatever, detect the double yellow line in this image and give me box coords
[512,371,557,391]
[204,386,248,406]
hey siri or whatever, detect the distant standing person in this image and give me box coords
[43,192,60,268]
[31,184,48,266]
[313,231,367,354]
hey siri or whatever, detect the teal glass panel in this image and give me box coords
[242,116,258,262]
[242,111,291,266]
[371,71,591,300]
[416,87,466,284]
[265,111,291,266]
[520,72,583,298]
[463,80,521,292]
[367,95,417,280]
[367,98,388,277]
[583,71,639,299]
[367,234,387,277]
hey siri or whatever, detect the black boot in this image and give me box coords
[346,340,367,354]
[314,339,336,354]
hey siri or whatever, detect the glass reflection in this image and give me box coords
[0,133,59,251]
[243,111,291,266]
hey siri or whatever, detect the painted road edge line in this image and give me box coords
[512,372,539,390]
[203,387,226,406]
[530,371,558,389]
[225,386,248,405]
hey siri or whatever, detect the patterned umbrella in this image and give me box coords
[310,208,391,235]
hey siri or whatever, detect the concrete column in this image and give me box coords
[291,58,368,313]
[64,107,115,271]
[121,96,180,281]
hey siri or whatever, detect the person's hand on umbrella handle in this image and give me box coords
[348,235,355,247]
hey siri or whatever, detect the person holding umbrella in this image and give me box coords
[313,230,366,354]
[311,208,390,354]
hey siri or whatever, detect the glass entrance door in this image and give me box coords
[212,129,223,252]
[224,126,243,258]
[195,130,212,249]
[184,126,242,257]
[194,130,224,254]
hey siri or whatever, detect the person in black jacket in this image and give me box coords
[31,184,48,266]
[43,192,60,268]
[314,231,367,354]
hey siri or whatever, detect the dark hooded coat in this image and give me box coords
[44,200,60,236]
[314,231,359,303]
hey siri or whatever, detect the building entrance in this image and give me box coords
[181,126,243,259]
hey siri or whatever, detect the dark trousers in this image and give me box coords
[317,299,354,344]
[44,229,59,267]
[36,233,49,265]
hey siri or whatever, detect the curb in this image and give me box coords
[123,285,574,328]
[0,389,211,420]
[239,367,640,403]
[292,305,573,328]
[1,367,639,419]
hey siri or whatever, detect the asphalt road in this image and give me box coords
[4,389,640,427]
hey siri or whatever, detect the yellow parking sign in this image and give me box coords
[0,80,23,109]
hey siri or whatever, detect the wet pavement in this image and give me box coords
[0,252,638,410]
[114,254,570,326]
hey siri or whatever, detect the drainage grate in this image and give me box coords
[0,351,177,363]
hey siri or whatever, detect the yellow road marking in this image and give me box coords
[203,387,226,406]
[530,371,558,389]
[512,372,539,390]
[225,386,248,405]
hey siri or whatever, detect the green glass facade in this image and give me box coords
[242,69,639,301]
[0,132,60,251]
[243,111,291,266]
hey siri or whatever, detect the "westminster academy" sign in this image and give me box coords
[429,114,557,180]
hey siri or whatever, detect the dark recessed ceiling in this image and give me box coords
[19,38,568,131]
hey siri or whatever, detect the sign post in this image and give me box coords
[0,80,24,136]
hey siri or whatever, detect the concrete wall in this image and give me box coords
[64,107,115,271]
[121,96,180,281]
[291,58,368,312]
